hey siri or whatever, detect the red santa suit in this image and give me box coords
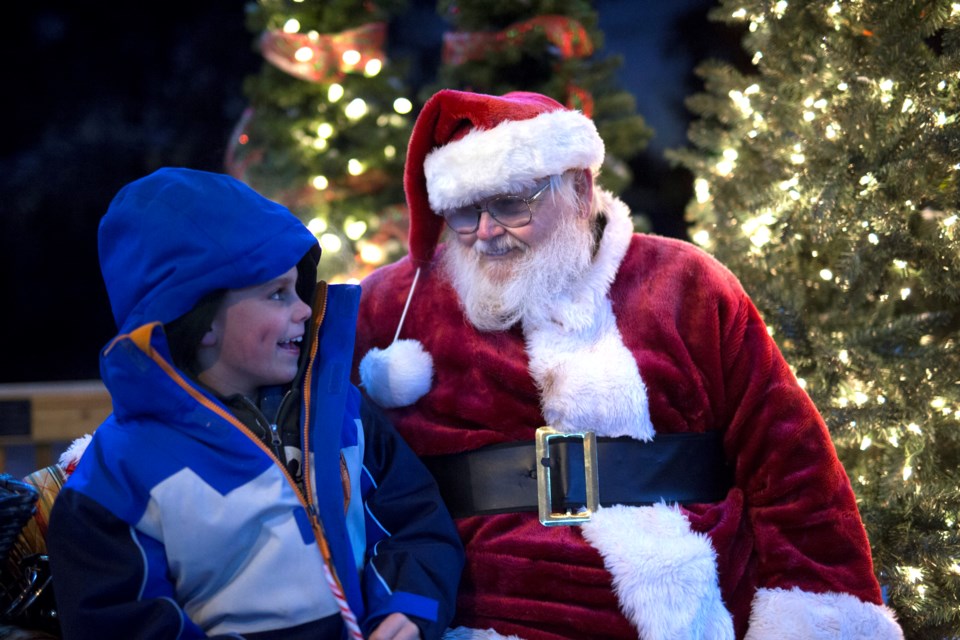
[352,89,902,640]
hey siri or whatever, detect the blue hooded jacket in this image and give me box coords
[47,168,463,639]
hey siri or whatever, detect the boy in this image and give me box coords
[46,167,464,639]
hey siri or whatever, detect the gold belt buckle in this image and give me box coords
[535,426,599,526]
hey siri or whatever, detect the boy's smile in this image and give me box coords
[196,266,312,399]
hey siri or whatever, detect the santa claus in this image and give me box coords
[352,89,902,640]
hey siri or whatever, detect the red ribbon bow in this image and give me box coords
[260,21,387,84]
[442,15,594,66]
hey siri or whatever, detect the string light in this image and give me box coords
[319,233,342,253]
[283,19,300,33]
[328,84,344,102]
[317,123,334,139]
[294,47,313,63]
[344,219,367,240]
[344,98,368,120]
[364,59,382,77]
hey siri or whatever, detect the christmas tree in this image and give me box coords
[430,0,652,203]
[669,1,960,636]
[227,0,415,281]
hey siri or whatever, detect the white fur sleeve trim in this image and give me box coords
[744,587,903,640]
[581,503,735,640]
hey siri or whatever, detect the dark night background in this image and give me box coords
[1,0,745,384]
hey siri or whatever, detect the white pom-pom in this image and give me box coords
[359,339,434,408]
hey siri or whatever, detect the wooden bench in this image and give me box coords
[0,381,111,472]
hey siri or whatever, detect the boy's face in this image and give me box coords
[196,266,311,398]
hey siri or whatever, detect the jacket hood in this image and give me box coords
[99,167,319,334]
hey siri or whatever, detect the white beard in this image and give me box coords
[441,212,595,331]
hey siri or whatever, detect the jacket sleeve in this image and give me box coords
[357,397,465,640]
[47,486,233,640]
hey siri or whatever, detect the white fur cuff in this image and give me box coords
[744,587,903,640]
[581,503,734,640]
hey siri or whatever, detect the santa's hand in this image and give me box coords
[581,503,734,640]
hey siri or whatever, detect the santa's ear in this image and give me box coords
[576,168,594,219]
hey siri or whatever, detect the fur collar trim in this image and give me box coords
[522,191,654,440]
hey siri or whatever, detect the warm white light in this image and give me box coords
[820,269,833,280]
[319,233,342,252]
[317,122,334,139]
[347,159,365,175]
[283,19,301,33]
[393,98,413,114]
[294,47,314,63]
[311,175,329,190]
[364,59,382,76]
[307,217,327,234]
[359,242,386,264]
[344,98,368,120]
[342,50,361,66]
[328,84,344,102]
[692,229,710,246]
[900,287,911,300]
[384,145,396,158]
[694,178,710,203]
[344,219,368,240]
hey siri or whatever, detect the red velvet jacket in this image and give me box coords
[352,192,902,640]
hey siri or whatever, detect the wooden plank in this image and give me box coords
[0,380,111,443]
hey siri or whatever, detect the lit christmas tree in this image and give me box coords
[430,0,652,202]
[669,1,960,636]
[227,0,415,282]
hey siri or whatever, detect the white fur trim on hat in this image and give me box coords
[581,503,735,640]
[424,109,604,211]
[359,339,434,409]
[744,587,904,640]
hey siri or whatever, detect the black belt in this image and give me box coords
[422,430,732,522]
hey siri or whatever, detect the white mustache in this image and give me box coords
[473,234,527,256]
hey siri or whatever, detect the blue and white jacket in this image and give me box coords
[46,168,464,639]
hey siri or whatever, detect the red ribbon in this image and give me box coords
[442,15,594,66]
[260,21,387,83]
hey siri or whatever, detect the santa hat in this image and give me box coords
[361,90,606,408]
[405,89,605,264]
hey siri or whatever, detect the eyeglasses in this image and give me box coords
[440,180,552,234]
